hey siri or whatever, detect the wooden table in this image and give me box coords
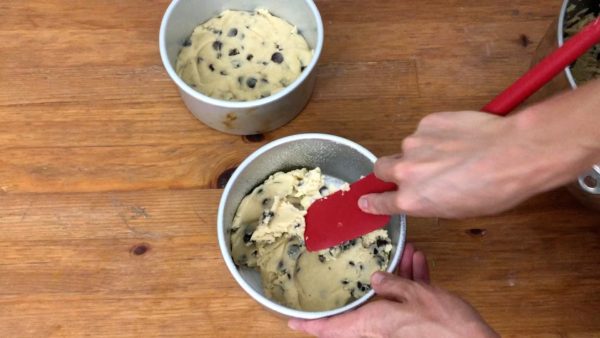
[1,0,598,336]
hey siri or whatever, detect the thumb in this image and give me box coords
[358,191,404,215]
[371,271,414,303]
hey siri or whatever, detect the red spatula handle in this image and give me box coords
[482,17,600,116]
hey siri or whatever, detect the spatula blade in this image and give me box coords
[304,173,397,251]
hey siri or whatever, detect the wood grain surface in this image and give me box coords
[0,0,598,337]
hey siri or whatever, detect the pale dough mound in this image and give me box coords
[176,9,313,101]
[230,168,393,311]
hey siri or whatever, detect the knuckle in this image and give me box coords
[401,136,421,151]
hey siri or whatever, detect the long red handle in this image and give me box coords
[482,17,600,115]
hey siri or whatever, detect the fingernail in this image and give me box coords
[288,320,301,331]
[371,271,385,285]
[358,197,369,211]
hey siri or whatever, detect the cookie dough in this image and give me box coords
[176,9,313,101]
[230,168,393,311]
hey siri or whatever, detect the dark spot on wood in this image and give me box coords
[466,228,487,237]
[217,167,237,188]
[519,34,531,47]
[130,243,150,256]
[242,134,264,143]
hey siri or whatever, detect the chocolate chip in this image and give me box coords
[246,77,257,89]
[262,198,270,206]
[212,40,222,51]
[229,48,240,56]
[208,64,215,72]
[196,56,203,64]
[357,281,370,292]
[287,273,291,280]
[230,227,238,234]
[262,61,268,66]
[373,247,379,255]
[277,260,284,270]
[349,261,355,266]
[341,279,349,285]
[300,65,306,72]
[318,255,326,263]
[228,28,238,37]
[246,54,254,61]
[271,52,284,64]
[243,229,253,243]
[220,70,228,76]
[288,244,301,259]
[262,210,274,219]
[183,37,192,47]
[275,44,282,51]
[293,223,300,229]
[376,239,389,247]
[359,264,364,270]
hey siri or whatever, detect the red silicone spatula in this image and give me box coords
[305,17,600,252]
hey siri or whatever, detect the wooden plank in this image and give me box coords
[0,189,597,336]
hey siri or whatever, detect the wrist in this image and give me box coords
[511,89,600,193]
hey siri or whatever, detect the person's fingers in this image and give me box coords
[397,243,414,279]
[288,308,369,338]
[373,154,404,183]
[371,271,414,303]
[412,250,430,284]
[358,191,404,215]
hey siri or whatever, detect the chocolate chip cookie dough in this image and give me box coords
[176,9,313,101]
[230,168,393,311]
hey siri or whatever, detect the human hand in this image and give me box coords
[358,80,600,218]
[288,243,498,338]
